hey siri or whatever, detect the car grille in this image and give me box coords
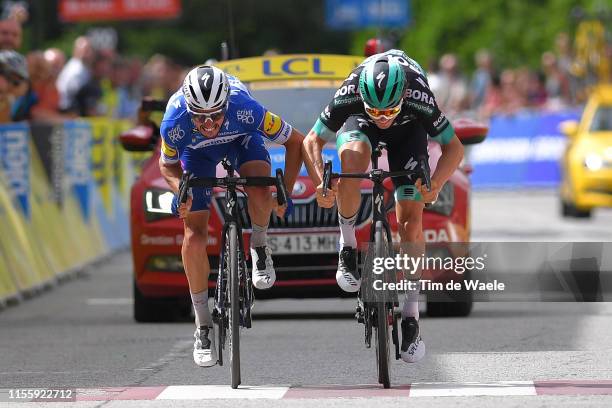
[214,193,373,229]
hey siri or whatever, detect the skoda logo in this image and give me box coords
[292,181,306,196]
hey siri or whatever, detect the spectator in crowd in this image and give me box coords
[541,51,570,110]
[111,56,140,119]
[74,50,113,116]
[43,48,66,79]
[555,32,575,102]
[525,70,548,108]
[142,54,183,100]
[25,51,72,122]
[0,18,21,50]
[469,49,493,110]
[56,36,94,113]
[0,50,29,123]
[434,53,469,117]
[499,68,526,115]
[426,57,441,96]
[478,72,502,120]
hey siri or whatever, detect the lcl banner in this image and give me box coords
[59,0,181,22]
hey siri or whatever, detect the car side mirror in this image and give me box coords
[559,120,579,139]
[452,118,488,145]
[119,124,158,152]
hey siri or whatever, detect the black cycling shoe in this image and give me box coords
[336,246,360,292]
[400,317,426,363]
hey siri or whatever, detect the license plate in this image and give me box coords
[268,234,339,254]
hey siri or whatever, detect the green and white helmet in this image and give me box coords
[358,56,406,109]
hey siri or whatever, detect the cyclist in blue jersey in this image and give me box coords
[303,50,464,363]
[159,65,304,367]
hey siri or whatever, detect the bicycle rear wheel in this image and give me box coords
[228,224,241,389]
[374,221,391,389]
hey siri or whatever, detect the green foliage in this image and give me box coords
[19,0,610,74]
[392,0,606,72]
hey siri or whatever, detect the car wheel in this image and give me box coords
[561,199,592,218]
[133,280,191,323]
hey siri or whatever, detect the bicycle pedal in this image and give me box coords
[212,309,220,324]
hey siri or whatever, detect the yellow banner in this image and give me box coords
[89,118,115,215]
[215,54,362,82]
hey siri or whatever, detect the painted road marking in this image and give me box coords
[60,380,612,401]
[284,384,410,398]
[155,385,290,400]
[535,380,612,395]
[409,381,536,397]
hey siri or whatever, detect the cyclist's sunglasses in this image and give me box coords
[364,102,402,120]
[191,106,226,122]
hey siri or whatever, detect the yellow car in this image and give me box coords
[560,85,612,217]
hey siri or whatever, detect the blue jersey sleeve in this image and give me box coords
[160,92,190,164]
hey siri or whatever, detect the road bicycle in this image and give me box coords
[322,141,430,388]
[178,159,288,389]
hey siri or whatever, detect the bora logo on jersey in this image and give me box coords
[263,111,282,136]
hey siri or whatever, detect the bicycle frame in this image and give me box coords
[178,158,288,388]
[322,141,431,388]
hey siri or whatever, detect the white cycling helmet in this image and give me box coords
[182,65,229,114]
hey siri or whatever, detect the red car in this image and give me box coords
[120,55,487,322]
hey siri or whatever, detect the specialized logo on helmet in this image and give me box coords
[376,71,385,87]
[359,57,406,109]
[201,72,210,87]
[183,65,229,112]
[263,111,282,136]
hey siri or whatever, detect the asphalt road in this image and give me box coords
[1,190,612,407]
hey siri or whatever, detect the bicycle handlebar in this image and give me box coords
[178,169,289,206]
[321,160,431,196]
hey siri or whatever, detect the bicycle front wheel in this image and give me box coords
[228,224,241,389]
[374,221,391,389]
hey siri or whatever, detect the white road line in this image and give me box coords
[156,385,290,400]
[409,381,537,397]
[86,298,133,305]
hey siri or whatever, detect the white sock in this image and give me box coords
[191,290,212,327]
[251,223,268,248]
[402,288,420,320]
[339,212,357,249]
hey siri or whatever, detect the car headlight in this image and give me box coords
[426,182,455,216]
[144,189,175,221]
[584,153,603,171]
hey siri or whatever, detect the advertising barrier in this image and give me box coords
[470,109,581,189]
[0,119,141,304]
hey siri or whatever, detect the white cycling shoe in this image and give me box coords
[400,317,426,363]
[193,325,217,367]
[336,247,361,293]
[250,246,276,289]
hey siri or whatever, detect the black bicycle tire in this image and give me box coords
[374,221,391,389]
[216,229,229,367]
[229,224,241,389]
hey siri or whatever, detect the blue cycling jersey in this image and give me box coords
[160,75,293,212]
[160,75,292,170]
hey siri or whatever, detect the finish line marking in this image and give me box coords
[32,380,612,401]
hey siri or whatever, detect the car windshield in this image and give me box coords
[590,106,612,132]
[248,85,337,134]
